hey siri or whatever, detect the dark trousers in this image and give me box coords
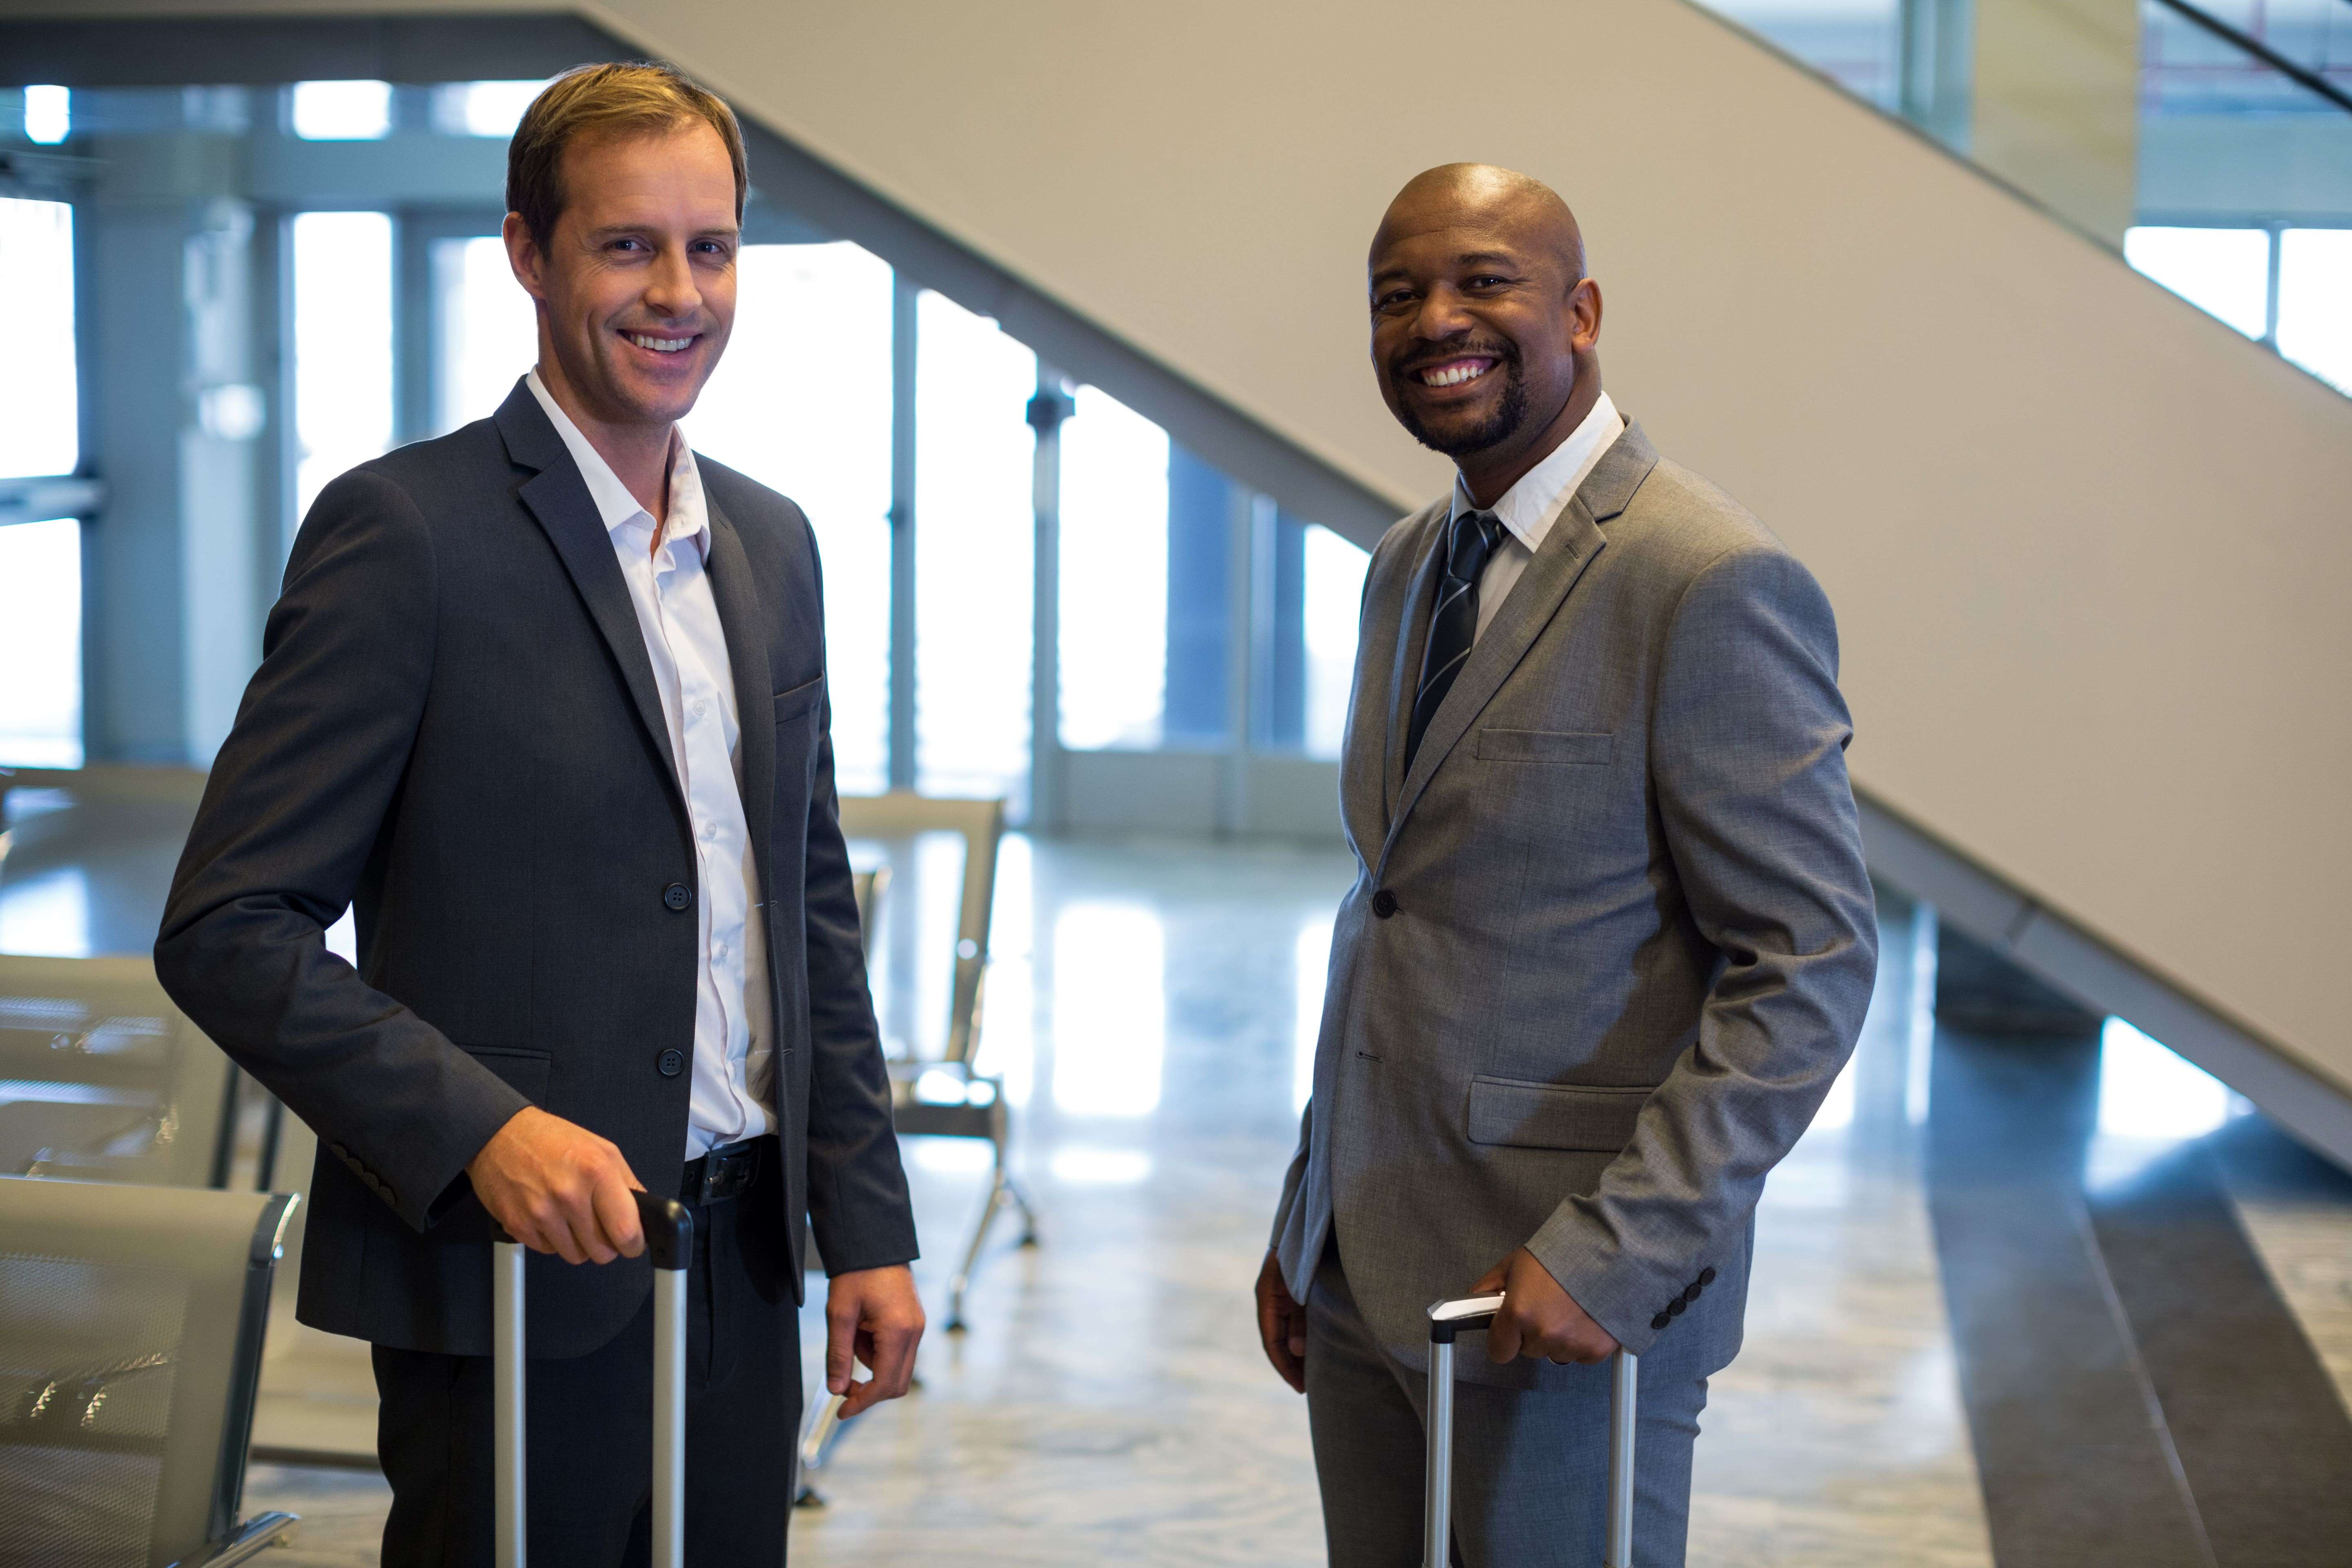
[374,1139,800,1568]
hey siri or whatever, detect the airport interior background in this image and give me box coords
[1,0,2350,1563]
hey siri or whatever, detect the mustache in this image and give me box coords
[1390,337,1521,382]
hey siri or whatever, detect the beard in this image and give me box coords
[1391,339,1530,457]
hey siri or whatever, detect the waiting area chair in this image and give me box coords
[837,792,1038,1328]
[0,956,238,1190]
[0,1174,299,1567]
[797,795,1036,1503]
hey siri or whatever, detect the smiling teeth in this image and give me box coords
[628,333,692,352]
[1420,362,1488,387]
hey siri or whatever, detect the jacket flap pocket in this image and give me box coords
[772,676,822,725]
[1474,728,1614,766]
[1466,1074,1650,1152]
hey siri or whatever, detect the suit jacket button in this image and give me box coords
[1650,1312,1672,1331]
[1667,1296,1688,1317]
[1698,1267,1717,1287]
[662,882,692,911]
[1371,889,1399,919]
[656,1047,686,1078]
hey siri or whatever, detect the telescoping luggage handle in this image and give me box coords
[1425,1294,1638,1568]
[492,1191,696,1568]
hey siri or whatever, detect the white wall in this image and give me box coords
[19,0,2352,1098]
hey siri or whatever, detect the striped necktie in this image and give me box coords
[1404,508,1504,775]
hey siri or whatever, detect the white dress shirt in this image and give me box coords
[527,371,775,1159]
[1451,390,1625,642]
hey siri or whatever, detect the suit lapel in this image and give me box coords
[497,384,685,814]
[1382,509,1453,819]
[1381,421,1662,858]
[700,493,776,898]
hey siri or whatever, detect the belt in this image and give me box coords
[680,1136,763,1205]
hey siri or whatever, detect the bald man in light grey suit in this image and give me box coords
[1254,166,1878,1565]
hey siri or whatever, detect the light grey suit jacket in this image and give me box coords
[1272,421,1877,1390]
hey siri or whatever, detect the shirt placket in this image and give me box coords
[658,543,748,1103]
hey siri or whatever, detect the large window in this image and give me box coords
[0,198,79,479]
[2125,223,2352,394]
[432,234,538,434]
[2277,228,2352,393]
[1058,387,1172,751]
[1301,524,1368,761]
[0,519,83,768]
[914,290,1035,803]
[689,242,896,794]
[289,211,395,520]
[0,197,85,766]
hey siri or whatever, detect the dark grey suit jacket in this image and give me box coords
[1273,422,1878,1388]
[157,380,916,1359]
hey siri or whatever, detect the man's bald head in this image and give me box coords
[1365,163,1604,500]
[1373,164,1586,284]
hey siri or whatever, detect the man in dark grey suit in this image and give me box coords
[1255,165,1878,1564]
[157,64,920,1564]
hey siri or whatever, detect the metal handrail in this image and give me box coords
[2150,0,2352,116]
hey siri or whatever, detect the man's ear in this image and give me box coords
[502,211,547,303]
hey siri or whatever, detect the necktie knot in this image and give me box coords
[1448,508,1503,581]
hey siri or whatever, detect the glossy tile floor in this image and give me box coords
[5,787,2350,1565]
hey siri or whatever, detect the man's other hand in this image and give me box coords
[1471,1247,1621,1366]
[1255,1248,1307,1393]
[466,1107,646,1265]
[827,1265,924,1418]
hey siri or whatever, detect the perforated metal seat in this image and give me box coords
[0,1175,297,1567]
[0,956,237,1189]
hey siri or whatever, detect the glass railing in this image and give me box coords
[1696,0,2352,392]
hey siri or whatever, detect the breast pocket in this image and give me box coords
[773,675,822,727]
[1474,727,1615,766]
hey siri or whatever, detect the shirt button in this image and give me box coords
[714,942,728,961]
[691,700,707,720]
[1371,889,1399,919]
[655,1047,686,1078]
[663,883,691,911]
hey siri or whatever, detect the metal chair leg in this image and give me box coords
[1008,1173,1041,1246]
[945,1171,1010,1333]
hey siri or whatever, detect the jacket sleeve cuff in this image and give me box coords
[359,1082,531,1234]
[1525,1202,1718,1359]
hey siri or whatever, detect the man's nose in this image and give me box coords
[643,245,703,318]
[1412,286,1473,339]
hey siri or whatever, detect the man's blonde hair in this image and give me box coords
[507,62,748,248]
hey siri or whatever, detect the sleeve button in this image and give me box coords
[1699,1267,1717,1287]
[1650,1312,1672,1331]
[1667,1297,1687,1317]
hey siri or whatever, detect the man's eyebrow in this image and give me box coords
[1454,251,1527,270]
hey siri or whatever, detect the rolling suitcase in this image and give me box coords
[492,1191,697,1568]
[1424,1294,1639,1568]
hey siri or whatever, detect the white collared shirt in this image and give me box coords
[1450,390,1625,641]
[526,370,774,1160]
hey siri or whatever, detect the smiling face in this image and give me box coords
[1368,167,1602,498]
[506,120,739,432]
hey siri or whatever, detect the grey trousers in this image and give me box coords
[1305,1247,1707,1567]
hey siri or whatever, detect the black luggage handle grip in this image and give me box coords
[488,1190,694,1271]
[1427,1292,1506,1344]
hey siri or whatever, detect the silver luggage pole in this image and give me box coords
[1424,1295,1638,1568]
[492,1191,697,1568]
[494,1232,526,1568]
